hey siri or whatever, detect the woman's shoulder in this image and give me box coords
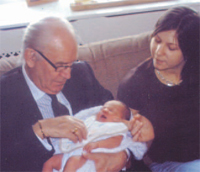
[135,57,153,73]
[121,57,153,84]
[117,57,153,107]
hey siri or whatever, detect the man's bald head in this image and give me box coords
[23,16,76,52]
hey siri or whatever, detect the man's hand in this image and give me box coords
[32,116,87,143]
[83,151,127,172]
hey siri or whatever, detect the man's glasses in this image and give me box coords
[34,49,78,73]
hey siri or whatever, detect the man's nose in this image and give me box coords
[60,68,71,79]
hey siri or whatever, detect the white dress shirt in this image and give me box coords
[22,65,72,153]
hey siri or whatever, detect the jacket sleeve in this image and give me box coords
[64,61,114,114]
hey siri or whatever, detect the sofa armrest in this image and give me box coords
[0,54,22,77]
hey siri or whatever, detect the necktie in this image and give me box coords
[48,94,69,117]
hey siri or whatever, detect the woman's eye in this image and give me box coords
[169,47,176,51]
[168,45,178,51]
[155,38,161,43]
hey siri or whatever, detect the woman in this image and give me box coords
[117,6,200,172]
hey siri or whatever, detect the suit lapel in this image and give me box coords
[14,67,44,124]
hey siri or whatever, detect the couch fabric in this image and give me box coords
[0,32,151,98]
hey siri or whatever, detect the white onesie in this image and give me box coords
[59,106,147,172]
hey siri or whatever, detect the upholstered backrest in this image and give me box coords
[77,32,151,98]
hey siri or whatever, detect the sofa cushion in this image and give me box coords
[77,31,151,98]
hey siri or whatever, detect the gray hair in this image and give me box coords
[22,16,76,54]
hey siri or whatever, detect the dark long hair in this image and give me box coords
[152,6,200,83]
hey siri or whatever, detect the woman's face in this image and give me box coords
[150,30,186,72]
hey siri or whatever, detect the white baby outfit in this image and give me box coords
[59,106,147,172]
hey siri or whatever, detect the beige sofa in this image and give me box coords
[0,31,151,98]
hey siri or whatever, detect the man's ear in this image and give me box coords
[24,48,37,68]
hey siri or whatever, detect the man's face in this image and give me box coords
[27,32,77,95]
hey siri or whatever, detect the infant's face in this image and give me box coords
[96,101,124,122]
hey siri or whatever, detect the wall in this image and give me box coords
[0,2,200,58]
[72,10,164,44]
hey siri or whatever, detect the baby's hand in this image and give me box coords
[83,142,99,152]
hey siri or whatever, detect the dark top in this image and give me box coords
[117,58,199,163]
[1,61,113,171]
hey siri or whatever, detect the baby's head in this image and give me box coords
[96,100,130,122]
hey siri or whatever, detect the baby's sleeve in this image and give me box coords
[126,140,147,160]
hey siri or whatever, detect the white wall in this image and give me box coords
[72,10,164,44]
[72,3,200,44]
[0,2,200,57]
[0,28,25,56]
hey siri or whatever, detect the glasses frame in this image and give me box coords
[34,49,77,72]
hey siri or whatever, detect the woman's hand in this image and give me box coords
[131,113,155,143]
[114,109,155,143]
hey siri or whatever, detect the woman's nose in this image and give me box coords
[156,44,165,56]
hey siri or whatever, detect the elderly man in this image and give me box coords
[1,16,122,171]
[1,16,155,172]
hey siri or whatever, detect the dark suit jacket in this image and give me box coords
[0,61,113,171]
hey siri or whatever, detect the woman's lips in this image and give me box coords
[155,59,164,64]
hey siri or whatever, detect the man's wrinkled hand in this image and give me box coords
[33,116,87,143]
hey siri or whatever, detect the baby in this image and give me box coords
[61,100,136,172]
[43,100,153,172]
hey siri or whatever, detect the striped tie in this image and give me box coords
[48,94,69,117]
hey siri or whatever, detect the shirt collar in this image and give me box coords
[22,64,46,101]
